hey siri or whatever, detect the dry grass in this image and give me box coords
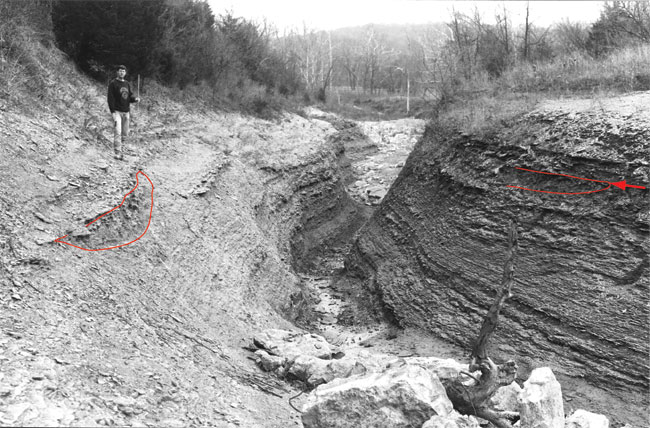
[501,45,650,94]
[0,23,44,104]
[313,87,434,121]
[314,45,650,126]
[438,93,541,135]
[434,44,650,135]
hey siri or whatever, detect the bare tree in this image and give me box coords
[613,1,650,42]
[554,19,589,54]
[522,1,531,61]
[448,9,477,79]
[274,25,331,94]
[339,41,361,91]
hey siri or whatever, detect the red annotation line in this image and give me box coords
[55,170,154,251]
[506,167,646,195]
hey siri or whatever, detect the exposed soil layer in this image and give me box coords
[291,112,426,276]
[0,90,357,427]
[340,93,650,426]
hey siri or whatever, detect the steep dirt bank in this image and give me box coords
[290,111,426,275]
[288,112,429,342]
[0,80,363,426]
[287,125,366,276]
[340,92,650,426]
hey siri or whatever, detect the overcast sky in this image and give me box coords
[207,1,605,31]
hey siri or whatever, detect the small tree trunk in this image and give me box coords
[443,220,520,428]
[471,220,518,361]
[523,2,530,61]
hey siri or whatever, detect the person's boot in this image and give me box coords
[113,137,123,160]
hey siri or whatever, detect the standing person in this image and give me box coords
[107,65,140,160]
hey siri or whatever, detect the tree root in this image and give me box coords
[444,358,518,428]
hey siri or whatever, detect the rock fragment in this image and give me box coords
[564,409,610,428]
[288,354,366,387]
[301,364,452,428]
[422,411,481,428]
[253,329,338,360]
[254,349,286,372]
[518,367,564,428]
[488,381,522,412]
[389,356,469,381]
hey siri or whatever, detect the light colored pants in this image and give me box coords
[112,111,130,155]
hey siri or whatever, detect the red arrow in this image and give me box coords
[610,180,646,191]
[507,167,647,195]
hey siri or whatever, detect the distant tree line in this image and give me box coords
[272,1,650,99]
[3,0,649,105]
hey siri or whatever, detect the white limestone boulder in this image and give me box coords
[565,409,610,428]
[388,357,469,381]
[489,381,522,412]
[301,363,453,428]
[254,349,286,372]
[341,348,394,373]
[253,329,338,359]
[288,354,367,387]
[518,367,564,428]
[422,411,481,428]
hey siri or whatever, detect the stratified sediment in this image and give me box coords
[342,93,650,398]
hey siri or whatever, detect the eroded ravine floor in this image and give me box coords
[283,114,469,413]
[282,111,646,427]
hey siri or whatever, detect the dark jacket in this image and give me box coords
[107,79,136,113]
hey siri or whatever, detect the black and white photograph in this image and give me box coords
[0,0,648,427]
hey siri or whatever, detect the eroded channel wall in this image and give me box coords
[343,96,650,396]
